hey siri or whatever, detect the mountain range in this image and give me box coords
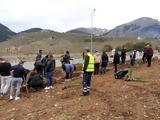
[103,17,160,39]
[0,17,160,42]
[0,23,16,41]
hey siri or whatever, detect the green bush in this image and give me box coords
[133,42,146,51]
[103,44,113,52]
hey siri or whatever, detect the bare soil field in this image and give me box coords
[0,59,160,120]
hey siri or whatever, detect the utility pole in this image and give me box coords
[90,9,96,53]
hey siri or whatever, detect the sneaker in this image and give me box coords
[15,97,20,101]
[10,96,14,100]
[44,87,50,90]
[49,86,53,89]
[80,92,89,96]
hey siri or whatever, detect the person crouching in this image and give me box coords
[27,70,43,91]
[62,61,74,81]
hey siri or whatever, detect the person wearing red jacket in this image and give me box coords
[146,44,153,67]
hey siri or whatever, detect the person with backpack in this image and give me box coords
[63,51,71,63]
[100,51,109,74]
[0,58,12,96]
[34,50,43,77]
[81,49,94,96]
[44,53,56,90]
[113,50,120,73]
[41,54,48,78]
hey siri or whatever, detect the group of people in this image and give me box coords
[0,43,155,100]
[113,44,153,73]
[0,59,27,100]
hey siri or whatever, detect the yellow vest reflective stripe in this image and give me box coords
[86,53,95,72]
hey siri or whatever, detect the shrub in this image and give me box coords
[103,44,113,52]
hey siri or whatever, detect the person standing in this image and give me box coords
[81,49,94,96]
[94,51,101,75]
[121,48,127,64]
[146,44,153,67]
[142,45,147,64]
[44,53,55,90]
[34,50,43,77]
[63,51,71,63]
[10,60,26,100]
[0,58,12,96]
[130,50,137,66]
[100,51,109,74]
[113,50,120,73]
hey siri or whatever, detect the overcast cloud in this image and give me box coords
[0,0,160,32]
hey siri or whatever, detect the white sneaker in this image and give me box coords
[44,87,50,90]
[49,86,53,89]
[10,96,14,100]
[15,97,20,101]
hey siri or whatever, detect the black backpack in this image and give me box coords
[114,70,128,79]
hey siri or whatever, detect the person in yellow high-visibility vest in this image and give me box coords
[81,49,95,96]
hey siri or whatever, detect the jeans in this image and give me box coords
[10,77,23,97]
[82,72,92,94]
[1,76,11,94]
[45,72,53,87]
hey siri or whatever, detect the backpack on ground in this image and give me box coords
[114,69,128,79]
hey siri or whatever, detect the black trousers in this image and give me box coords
[121,56,126,64]
[146,55,152,67]
[142,54,147,63]
[94,63,100,75]
[82,72,92,94]
[66,73,72,79]
[114,63,118,73]
[34,65,43,77]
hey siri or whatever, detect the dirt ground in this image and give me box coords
[1,59,160,120]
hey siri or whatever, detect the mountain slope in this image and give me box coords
[0,23,17,41]
[68,27,108,36]
[19,28,43,34]
[104,17,160,38]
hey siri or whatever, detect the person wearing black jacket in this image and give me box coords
[0,58,12,96]
[121,48,126,64]
[113,50,120,73]
[27,71,43,91]
[10,60,27,100]
[63,51,71,63]
[34,50,43,77]
[44,54,55,90]
[101,51,109,74]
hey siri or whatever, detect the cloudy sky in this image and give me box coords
[0,0,160,32]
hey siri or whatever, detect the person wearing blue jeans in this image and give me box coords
[10,78,23,100]
[44,53,55,90]
[0,58,12,96]
[46,72,53,87]
[10,60,26,101]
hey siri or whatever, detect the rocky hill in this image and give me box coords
[68,27,108,36]
[104,17,160,39]
[0,23,17,41]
